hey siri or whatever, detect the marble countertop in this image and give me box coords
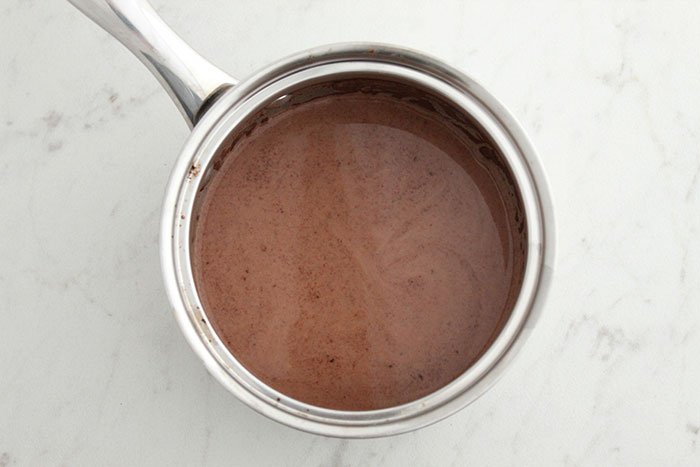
[1,0,699,465]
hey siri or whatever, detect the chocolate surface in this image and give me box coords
[193,84,527,410]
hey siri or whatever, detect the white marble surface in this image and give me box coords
[1,0,699,465]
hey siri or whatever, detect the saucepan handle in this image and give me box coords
[68,0,237,127]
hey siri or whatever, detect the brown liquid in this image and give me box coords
[193,83,527,410]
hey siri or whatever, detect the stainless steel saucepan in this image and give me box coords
[69,0,555,438]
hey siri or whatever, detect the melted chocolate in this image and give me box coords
[193,82,526,410]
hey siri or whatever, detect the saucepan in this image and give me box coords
[69,0,554,438]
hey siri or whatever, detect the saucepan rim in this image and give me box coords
[160,42,555,438]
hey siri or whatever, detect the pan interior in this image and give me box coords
[186,75,529,411]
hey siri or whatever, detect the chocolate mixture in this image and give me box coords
[192,82,527,410]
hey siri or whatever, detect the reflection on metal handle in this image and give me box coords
[68,0,237,127]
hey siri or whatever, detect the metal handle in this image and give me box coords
[68,0,237,127]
